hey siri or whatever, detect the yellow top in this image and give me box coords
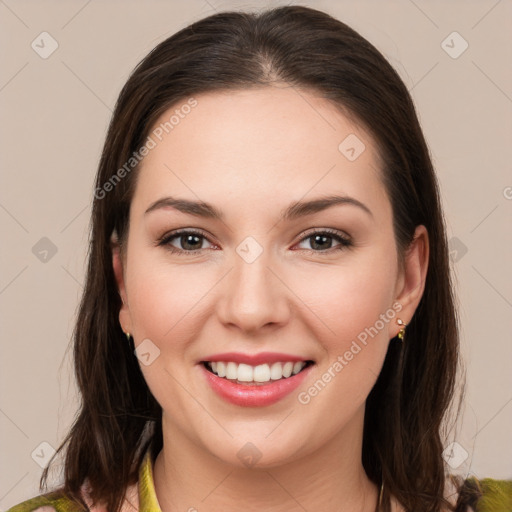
[6,450,160,512]
[6,450,512,511]
[137,449,161,511]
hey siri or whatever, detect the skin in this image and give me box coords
[112,85,428,512]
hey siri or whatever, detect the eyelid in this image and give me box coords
[297,227,351,242]
[156,227,214,248]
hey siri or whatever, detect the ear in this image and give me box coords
[111,233,132,334]
[392,225,429,337]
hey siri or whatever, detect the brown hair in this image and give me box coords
[40,6,473,511]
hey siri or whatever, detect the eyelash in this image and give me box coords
[156,228,352,256]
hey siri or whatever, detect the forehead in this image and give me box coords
[132,86,387,219]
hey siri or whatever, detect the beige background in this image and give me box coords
[1,0,511,508]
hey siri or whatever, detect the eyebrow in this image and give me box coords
[144,194,373,220]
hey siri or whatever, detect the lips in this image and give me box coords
[199,352,315,407]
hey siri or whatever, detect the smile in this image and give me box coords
[203,360,313,384]
[199,352,315,407]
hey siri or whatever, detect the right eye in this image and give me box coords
[157,229,216,255]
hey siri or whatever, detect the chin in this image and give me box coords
[200,430,313,470]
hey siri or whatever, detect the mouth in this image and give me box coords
[201,360,315,386]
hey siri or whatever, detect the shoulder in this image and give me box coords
[7,481,139,512]
[5,490,85,512]
[7,452,148,512]
[446,474,512,512]
[467,477,512,512]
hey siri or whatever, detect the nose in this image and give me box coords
[216,246,290,334]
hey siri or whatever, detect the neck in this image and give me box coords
[153,406,379,512]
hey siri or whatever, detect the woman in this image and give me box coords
[8,5,511,512]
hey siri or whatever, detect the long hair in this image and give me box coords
[40,6,470,511]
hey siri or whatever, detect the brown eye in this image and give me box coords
[158,229,214,254]
[296,229,352,253]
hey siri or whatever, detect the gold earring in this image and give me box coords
[396,318,407,341]
[125,331,131,341]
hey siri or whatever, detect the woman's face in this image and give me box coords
[114,86,427,468]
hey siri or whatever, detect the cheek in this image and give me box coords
[126,258,214,349]
[289,258,398,422]
[124,260,216,411]
[289,253,398,350]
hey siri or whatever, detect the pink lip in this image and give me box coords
[201,352,309,366]
[200,363,313,407]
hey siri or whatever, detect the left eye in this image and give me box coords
[296,230,352,252]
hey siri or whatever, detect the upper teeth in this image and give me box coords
[208,361,307,382]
